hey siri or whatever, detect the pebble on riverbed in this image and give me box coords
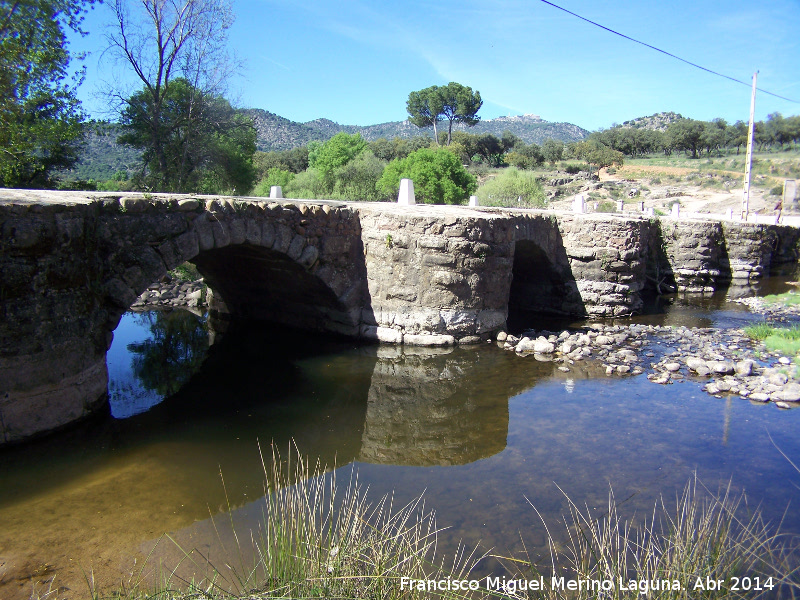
[496,319,800,410]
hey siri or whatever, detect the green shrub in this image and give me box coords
[251,168,295,196]
[377,147,477,204]
[475,167,546,208]
[330,151,391,202]
[284,168,327,199]
[595,200,617,213]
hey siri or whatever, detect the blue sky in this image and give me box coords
[69,0,800,132]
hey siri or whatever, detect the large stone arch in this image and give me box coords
[0,193,367,444]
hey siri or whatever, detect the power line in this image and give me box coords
[539,0,799,104]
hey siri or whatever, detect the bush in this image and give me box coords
[595,200,618,213]
[475,167,546,208]
[284,169,328,199]
[377,147,477,204]
[251,168,295,196]
[330,151,390,202]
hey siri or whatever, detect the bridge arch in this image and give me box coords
[0,195,367,444]
[99,197,367,337]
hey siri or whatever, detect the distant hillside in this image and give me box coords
[245,109,589,151]
[61,121,142,182]
[64,111,590,181]
[620,112,683,131]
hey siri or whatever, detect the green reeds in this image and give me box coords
[496,478,799,599]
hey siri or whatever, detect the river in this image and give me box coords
[1,288,800,599]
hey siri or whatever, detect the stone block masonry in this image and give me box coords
[1,189,798,444]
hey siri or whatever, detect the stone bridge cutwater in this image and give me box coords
[2,189,799,445]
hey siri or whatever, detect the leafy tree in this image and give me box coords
[330,151,390,202]
[437,82,482,146]
[284,168,327,199]
[506,142,544,170]
[406,82,482,145]
[542,139,564,165]
[377,147,477,205]
[476,167,546,208]
[307,132,367,178]
[106,0,241,190]
[667,118,705,158]
[119,78,256,193]
[253,146,309,178]
[406,85,443,142]
[0,0,94,187]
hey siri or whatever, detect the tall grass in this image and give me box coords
[75,448,799,600]
[89,443,482,600]
[497,479,799,599]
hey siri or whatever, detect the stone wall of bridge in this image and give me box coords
[1,189,799,444]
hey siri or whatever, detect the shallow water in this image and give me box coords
[1,290,800,598]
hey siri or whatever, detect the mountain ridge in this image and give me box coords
[243,108,590,151]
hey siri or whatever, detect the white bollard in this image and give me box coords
[397,178,416,205]
[572,194,585,213]
[671,203,680,218]
[645,207,655,217]
[725,208,734,220]
[469,195,479,207]
[616,200,624,212]
[639,201,645,212]
[269,185,283,199]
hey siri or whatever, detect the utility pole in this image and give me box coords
[741,71,758,220]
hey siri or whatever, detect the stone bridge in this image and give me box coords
[2,189,799,444]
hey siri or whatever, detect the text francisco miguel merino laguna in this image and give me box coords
[400,575,775,595]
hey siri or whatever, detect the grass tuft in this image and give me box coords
[496,478,799,599]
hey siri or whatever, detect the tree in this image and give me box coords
[106,0,243,191]
[0,0,93,187]
[542,139,564,165]
[377,147,477,205]
[307,132,367,178]
[119,78,256,193]
[667,118,705,158]
[406,82,482,145]
[406,86,443,143]
[437,82,482,146]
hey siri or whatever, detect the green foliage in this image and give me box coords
[406,85,443,141]
[542,138,565,165]
[476,167,546,208]
[252,168,295,197]
[506,142,545,169]
[369,136,433,162]
[0,0,92,187]
[377,147,477,204]
[253,146,309,178]
[330,151,390,202]
[407,82,482,145]
[308,132,368,179]
[284,168,327,199]
[595,200,618,213]
[572,139,624,170]
[119,79,257,194]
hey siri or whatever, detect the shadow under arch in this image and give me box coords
[507,237,584,331]
[190,244,350,332]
